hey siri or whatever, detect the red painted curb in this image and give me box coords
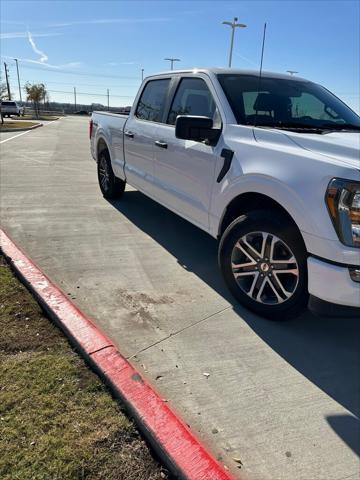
[0,229,236,480]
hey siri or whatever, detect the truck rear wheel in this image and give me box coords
[97,150,125,199]
[219,210,308,320]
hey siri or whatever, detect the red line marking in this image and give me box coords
[1,229,236,480]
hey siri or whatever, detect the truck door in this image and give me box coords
[123,78,171,195]
[152,76,224,230]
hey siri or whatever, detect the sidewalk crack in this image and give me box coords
[126,305,231,360]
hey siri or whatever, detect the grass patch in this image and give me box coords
[0,257,170,480]
[0,121,39,130]
[22,115,59,121]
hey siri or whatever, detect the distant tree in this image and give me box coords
[24,82,47,118]
[1,82,8,124]
[0,82,7,100]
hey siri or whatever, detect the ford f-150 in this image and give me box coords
[90,68,360,320]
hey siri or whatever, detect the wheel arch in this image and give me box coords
[218,192,306,249]
[96,135,111,163]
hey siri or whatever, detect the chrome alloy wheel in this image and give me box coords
[99,155,110,191]
[231,231,299,305]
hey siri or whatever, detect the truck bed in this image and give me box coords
[90,111,130,181]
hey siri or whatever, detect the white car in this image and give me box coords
[0,100,24,117]
[90,68,360,320]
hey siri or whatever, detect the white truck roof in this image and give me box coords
[145,68,309,82]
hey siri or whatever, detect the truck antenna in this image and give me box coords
[254,22,267,127]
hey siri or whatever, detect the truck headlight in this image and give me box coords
[326,178,360,248]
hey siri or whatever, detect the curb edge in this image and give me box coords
[0,228,236,480]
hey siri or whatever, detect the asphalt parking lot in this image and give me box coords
[1,116,359,480]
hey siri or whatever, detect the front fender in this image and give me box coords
[211,173,334,243]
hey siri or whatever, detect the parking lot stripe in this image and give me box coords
[0,129,33,144]
[0,228,236,480]
[0,119,59,144]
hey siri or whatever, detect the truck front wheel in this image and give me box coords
[97,150,125,199]
[219,210,308,320]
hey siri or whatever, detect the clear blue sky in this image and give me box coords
[1,0,359,112]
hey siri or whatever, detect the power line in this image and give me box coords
[18,79,139,88]
[3,61,140,80]
[9,84,134,98]
[45,89,133,98]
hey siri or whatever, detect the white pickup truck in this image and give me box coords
[90,68,360,320]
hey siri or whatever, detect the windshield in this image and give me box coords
[1,101,16,106]
[217,74,360,131]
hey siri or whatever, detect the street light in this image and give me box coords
[164,58,180,70]
[222,17,247,68]
[287,70,299,76]
[14,58,22,102]
[141,68,144,81]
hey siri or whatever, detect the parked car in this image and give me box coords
[74,110,90,115]
[0,101,24,117]
[90,68,360,320]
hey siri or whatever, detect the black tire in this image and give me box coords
[219,210,308,320]
[97,149,126,199]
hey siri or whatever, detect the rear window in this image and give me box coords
[1,101,16,106]
[135,79,170,123]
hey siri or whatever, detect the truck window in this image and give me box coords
[135,79,170,123]
[167,78,218,125]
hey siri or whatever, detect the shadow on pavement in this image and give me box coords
[109,190,360,423]
[326,414,360,457]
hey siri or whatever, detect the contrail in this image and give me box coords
[27,31,48,63]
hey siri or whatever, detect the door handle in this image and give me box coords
[155,140,168,149]
[124,130,134,138]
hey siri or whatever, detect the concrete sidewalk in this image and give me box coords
[1,116,359,480]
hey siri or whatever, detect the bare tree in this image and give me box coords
[24,82,47,118]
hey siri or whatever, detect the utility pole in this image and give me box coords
[74,87,77,111]
[141,68,144,82]
[14,58,22,102]
[107,89,109,111]
[4,62,11,100]
[164,58,180,70]
[222,17,247,68]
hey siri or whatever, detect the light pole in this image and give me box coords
[286,70,299,76]
[222,17,247,68]
[14,58,22,102]
[3,62,11,100]
[141,68,144,81]
[164,58,180,70]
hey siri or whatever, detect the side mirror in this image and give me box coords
[175,115,220,145]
